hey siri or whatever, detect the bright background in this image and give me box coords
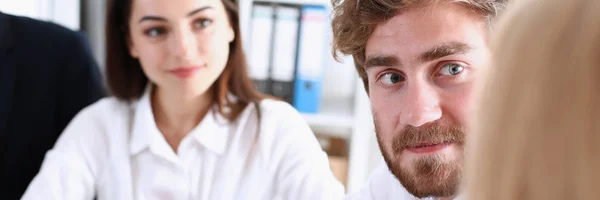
[0,0,383,193]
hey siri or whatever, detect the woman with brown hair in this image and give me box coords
[464,0,600,199]
[21,0,344,199]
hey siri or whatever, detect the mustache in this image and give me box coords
[392,122,466,153]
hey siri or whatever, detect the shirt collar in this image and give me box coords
[129,85,156,156]
[129,84,231,156]
[188,105,231,155]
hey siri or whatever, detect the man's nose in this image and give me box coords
[399,82,442,127]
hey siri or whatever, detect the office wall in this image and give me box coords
[81,0,107,70]
[0,0,80,30]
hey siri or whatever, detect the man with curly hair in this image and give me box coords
[331,0,507,199]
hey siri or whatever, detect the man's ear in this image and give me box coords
[127,35,139,58]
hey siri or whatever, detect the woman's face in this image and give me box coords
[127,0,234,97]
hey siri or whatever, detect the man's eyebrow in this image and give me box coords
[363,55,401,70]
[419,41,473,63]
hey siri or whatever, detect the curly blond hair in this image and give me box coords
[331,0,507,92]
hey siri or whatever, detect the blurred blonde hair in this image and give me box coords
[464,0,600,199]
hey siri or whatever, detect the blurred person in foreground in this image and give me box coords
[0,12,105,199]
[464,0,600,199]
[331,0,507,199]
[21,0,344,199]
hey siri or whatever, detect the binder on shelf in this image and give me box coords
[248,4,274,94]
[293,5,328,113]
[270,5,300,104]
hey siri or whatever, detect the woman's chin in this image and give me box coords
[156,83,211,98]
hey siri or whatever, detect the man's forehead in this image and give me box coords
[365,2,488,62]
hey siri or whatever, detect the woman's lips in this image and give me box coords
[405,142,451,154]
[169,67,201,78]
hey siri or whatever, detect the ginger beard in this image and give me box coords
[375,117,466,198]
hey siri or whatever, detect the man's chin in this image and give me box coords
[385,154,462,198]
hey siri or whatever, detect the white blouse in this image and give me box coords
[22,88,345,200]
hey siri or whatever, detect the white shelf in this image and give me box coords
[302,112,354,138]
[241,0,375,193]
[300,97,355,139]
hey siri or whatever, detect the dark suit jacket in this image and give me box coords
[0,12,105,199]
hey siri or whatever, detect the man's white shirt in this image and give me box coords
[345,163,463,200]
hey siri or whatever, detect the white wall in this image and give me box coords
[83,0,107,69]
[0,0,80,30]
[51,0,80,30]
[0,0,44,19]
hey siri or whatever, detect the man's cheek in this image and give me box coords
[371,91,398,112]
[459,91,475,125]
[378,118,400,142]
[445,85,475,124]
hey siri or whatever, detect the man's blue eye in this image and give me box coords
[439,63,464,76]
[380,72,405,86]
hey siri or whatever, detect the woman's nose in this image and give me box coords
[168,28,199,61]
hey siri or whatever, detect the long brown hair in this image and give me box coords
[105,0,265,122]
[464,0,600,199]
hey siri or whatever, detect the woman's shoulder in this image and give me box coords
[46,98,134,180]
[56,97,134,153]
[235,99,309,137]
[79,97,132,117]
[68,97,134,129]
[248,99,313,141]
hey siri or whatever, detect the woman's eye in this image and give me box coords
[144,28,166,37]
[194,19,213,29]
[379,72,405,86]
[438,63,465,76]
